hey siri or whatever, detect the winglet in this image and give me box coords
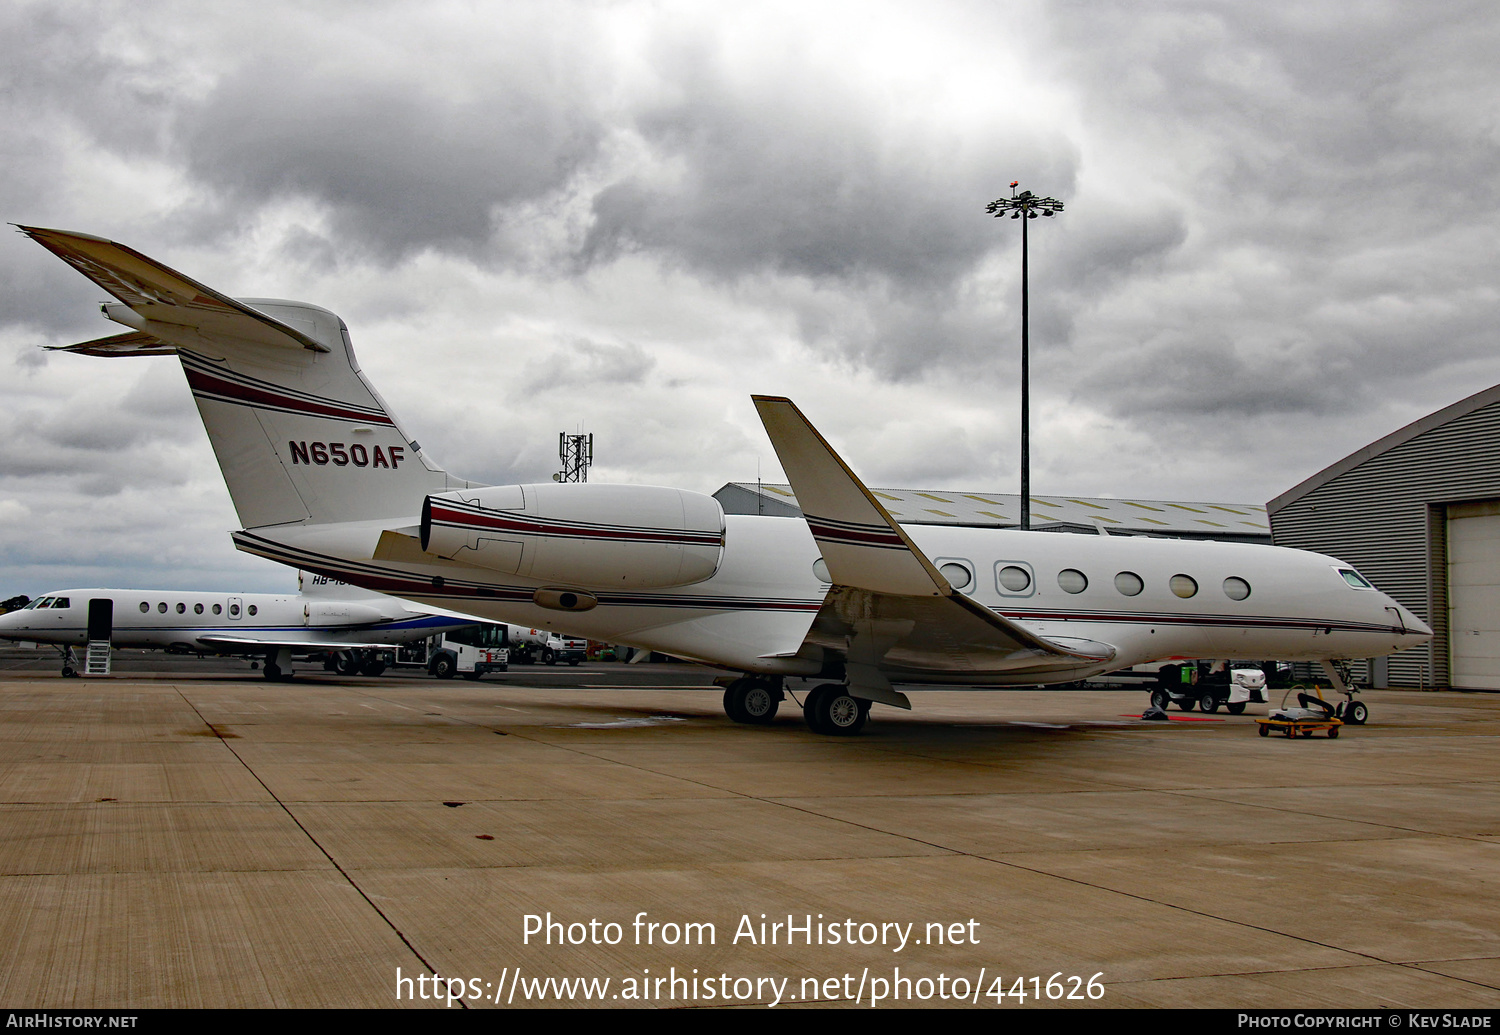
[753,396,951,597]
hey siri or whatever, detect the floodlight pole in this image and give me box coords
[986,184,1062,531]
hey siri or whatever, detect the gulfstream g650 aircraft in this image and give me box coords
[22,226,1431,734]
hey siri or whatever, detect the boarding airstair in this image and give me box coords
[84,640,111,676]
[84,598,114,676]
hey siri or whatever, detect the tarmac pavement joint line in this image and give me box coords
[325,683,1491,997]
[167,682,459,1006]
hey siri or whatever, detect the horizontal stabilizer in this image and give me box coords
[16,225,327,353]
[47,330,177,358]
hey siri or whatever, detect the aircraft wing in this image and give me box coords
[753,396,1115,706]
[195,635,399,652]
[16,225,328,353]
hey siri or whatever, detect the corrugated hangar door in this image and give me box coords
[1448,500,1500,690]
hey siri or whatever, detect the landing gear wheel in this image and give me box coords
[1199,692,1220,714]
[1149,688,1169,711]
[61,666,77,678]
[263,662,282,681]
[334,653,360,676]
[723,678,781,724]
[1226,702,1246,715]
[803,684,869,736]
[1344,700,1368,725]
[359,659,386,677]
[1177,698,1196,712]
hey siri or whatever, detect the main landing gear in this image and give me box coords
[721,677,873,735]
[263,648,295,682]
[802,683,870,736]
[722,677,784,724]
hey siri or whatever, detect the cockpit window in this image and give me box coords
[1339,568,1374,589]
[52,598,69,609]
[23,598,43,610]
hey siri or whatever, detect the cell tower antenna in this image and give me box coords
[554,432,593,483]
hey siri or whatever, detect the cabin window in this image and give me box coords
[213,604,222,615]
[229,604,240,617]
[157,602,167,613]
[194,603,204,614]
[1114,571,1144,596]
[248,605,259,616]
[139,602,149,613]
[812,558,830,583]
[1170,574,1198,599]
[1223,577,1251,601]
[1339,568,1373,589]
[997,564,1032,593]
[938,562,973,591]
[176,603,186,614]
[1058,569,1088,594]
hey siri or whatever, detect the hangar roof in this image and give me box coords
[715,483,1271,540]
[1269,381,1500,514]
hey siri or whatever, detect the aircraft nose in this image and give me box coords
[1396,605,1433,644]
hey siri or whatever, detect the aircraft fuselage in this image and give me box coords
[236,513,1430,683]
[0,588,460,652]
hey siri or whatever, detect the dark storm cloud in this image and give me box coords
[582,42,1075,292]
[519,337,654,394]
[177,54,607,261]
[1033,2,1500,444]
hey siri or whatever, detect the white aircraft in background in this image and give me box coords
[22,226,1431,733]
[0,570,477,680]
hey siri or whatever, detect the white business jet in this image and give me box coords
[0,570,476,679]
[21,226,1431,732]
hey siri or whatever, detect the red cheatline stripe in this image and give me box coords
[806,522,905,547]
[185,367,394,425]
[431,505,721,545]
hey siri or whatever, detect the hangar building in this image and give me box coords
[1269,384,1500,690]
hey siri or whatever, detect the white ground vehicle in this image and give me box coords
[1150,663,1271,715]
[424,624,510,680]
[506,627,586,666]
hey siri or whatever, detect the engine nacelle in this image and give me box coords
[421,482,725,590]
[304,602,385,626]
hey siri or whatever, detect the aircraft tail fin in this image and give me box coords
[21,226,469,529]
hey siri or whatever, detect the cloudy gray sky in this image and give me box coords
[2,0,1497,596]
